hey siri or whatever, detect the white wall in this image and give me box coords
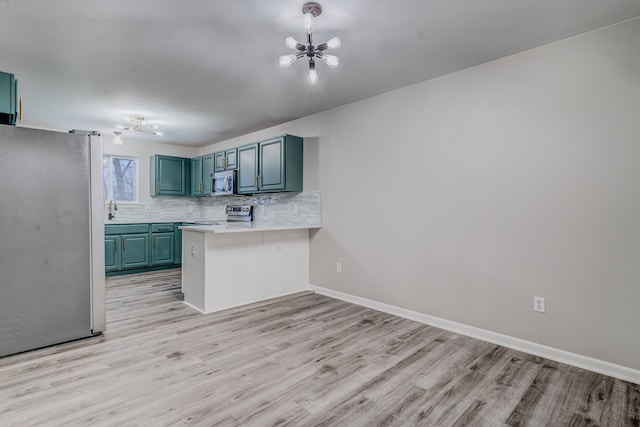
[200,18,640,371]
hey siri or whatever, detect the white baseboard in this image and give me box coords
[182,300,206,314]
[308,284,640,385]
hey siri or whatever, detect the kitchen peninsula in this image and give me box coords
[180,222,320,314]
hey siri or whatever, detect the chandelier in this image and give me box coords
[117,116,163,136]
[278,2,341,85]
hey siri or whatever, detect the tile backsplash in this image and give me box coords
[105,191,321,225]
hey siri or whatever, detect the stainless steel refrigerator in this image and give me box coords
[0,125,105,357]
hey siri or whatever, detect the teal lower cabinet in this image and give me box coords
[104,235,120,272]
[174,223,187,265]
[121,234,150,269]
[105,223,182,277]
[151,223,175,267]
[151,232,174,265]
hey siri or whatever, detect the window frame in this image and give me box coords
[103,154,139,204]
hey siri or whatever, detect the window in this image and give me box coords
[103,155,138,202]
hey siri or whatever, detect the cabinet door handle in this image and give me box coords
[224,157,227,169]
[157,182,160,193]
[258,175,261,189]
[115,239,118,250]
[254,176,257,188]
[123,238,126,250]
[201,182,204,193]
[153,236,156,248]
[19,97,23,122]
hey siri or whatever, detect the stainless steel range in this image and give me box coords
[226,205,253,222]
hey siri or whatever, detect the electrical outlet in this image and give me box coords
[288,203,294,213]
[336,262,342,273]
[190,244,196,257]
[188,205,194,213]
[534,296,545,313]
[292,204,299,214]
[144,205,150,213]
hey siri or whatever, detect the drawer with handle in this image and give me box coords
[151,223,175,233]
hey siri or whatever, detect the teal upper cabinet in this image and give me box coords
[150,155,189,196]
[259,137,286,191]
[214,152,225,173]
[225,149,237,170]
[237,135,303,194]
[214,148,238,172]
[237,143,259,193]
[0,71,18,126]
[203,154,215,193]
[191,154,215,196]
[191,156,203,195]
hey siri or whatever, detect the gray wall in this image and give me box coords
[200,18,640,370]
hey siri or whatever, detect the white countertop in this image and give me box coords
[180,222,321,234]
[105,219,222,225]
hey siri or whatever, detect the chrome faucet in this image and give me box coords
[108,200,118,220]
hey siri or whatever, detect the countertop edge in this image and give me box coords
[180,224,322,233]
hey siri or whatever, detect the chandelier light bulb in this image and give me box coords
[307,69,318,85]
[321,54,339,68]
[279,54,298,68]
[285,37,299,49]
[326,37,341,49]
[307,62,319,85]
[303,12,313,33]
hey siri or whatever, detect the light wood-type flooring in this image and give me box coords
[0,269,638,426]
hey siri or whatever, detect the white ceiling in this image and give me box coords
[1,1,639,147]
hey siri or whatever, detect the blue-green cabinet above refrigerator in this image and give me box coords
[0,71,19,126]
[214,148,237,172]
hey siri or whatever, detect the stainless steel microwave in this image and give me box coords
[212,170,237,196]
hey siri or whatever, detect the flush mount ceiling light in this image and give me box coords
[279,2,341,85]
[113,131,123,145]
[116,116,163,136]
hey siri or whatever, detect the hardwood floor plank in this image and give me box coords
[450,355,543,426]
[0,268,638,426]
